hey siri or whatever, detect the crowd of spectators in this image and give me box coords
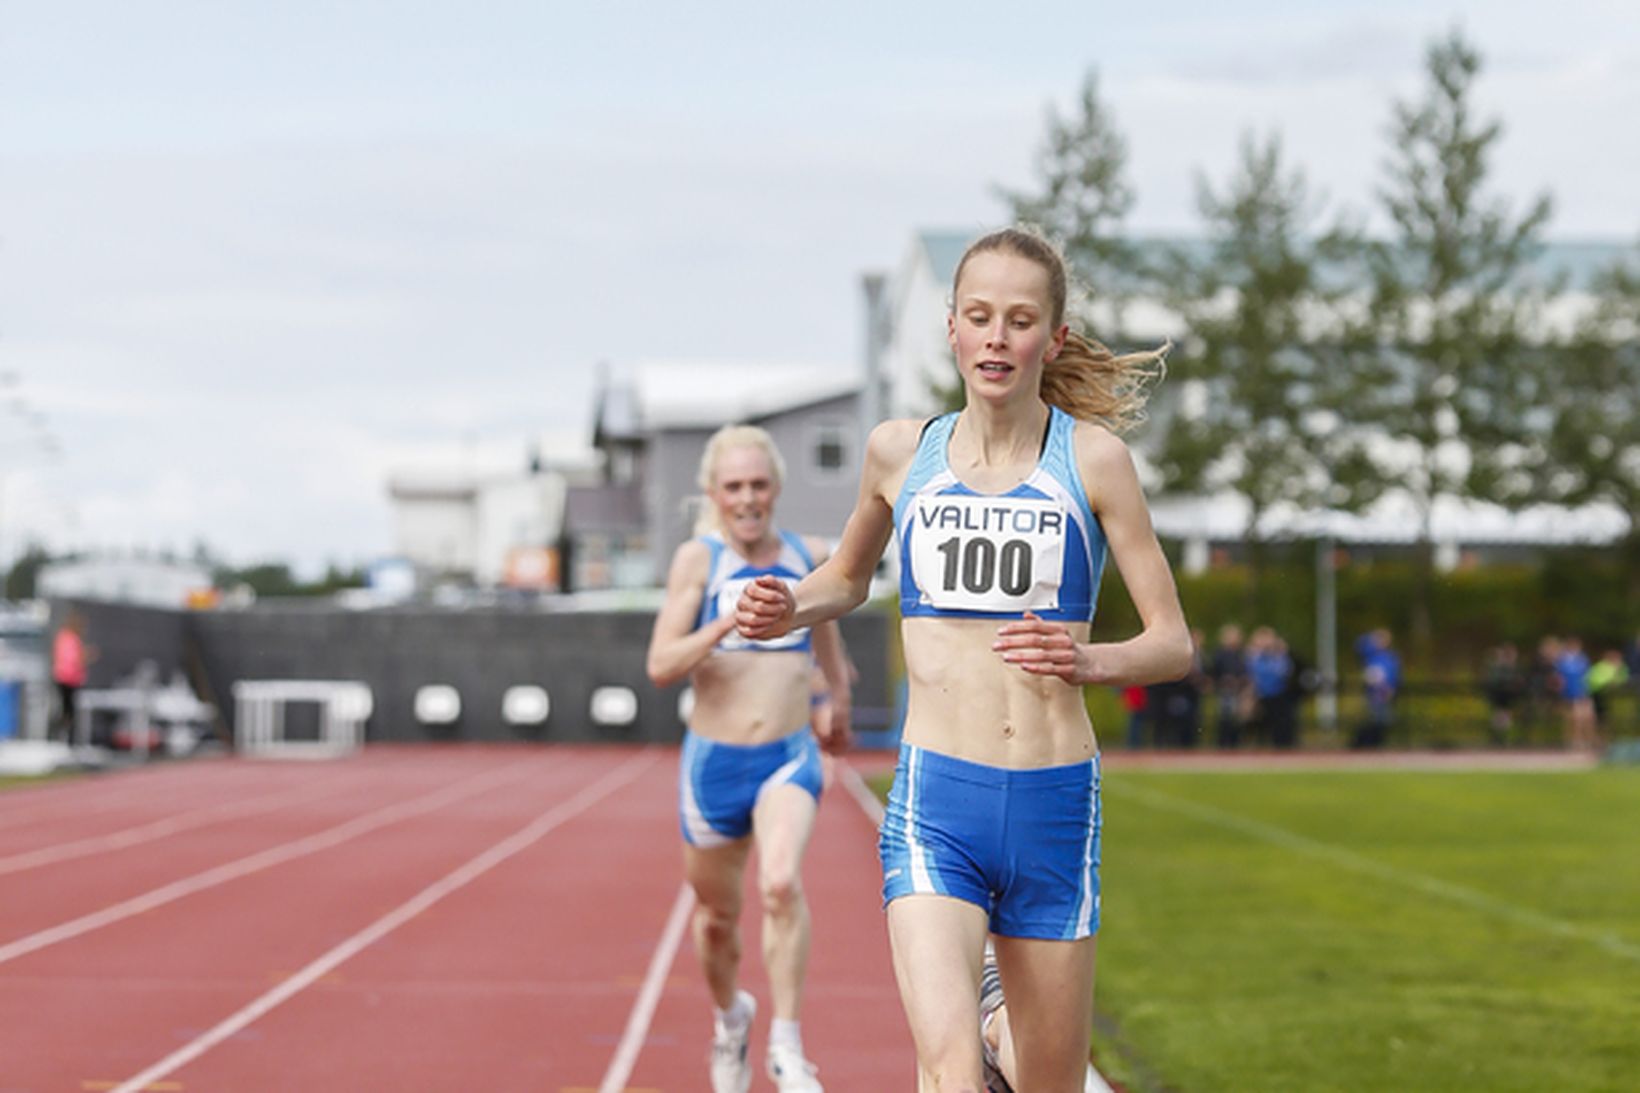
[1122,623,1323,750]
[1119,624,1638,752]
[1480,633,1637,751]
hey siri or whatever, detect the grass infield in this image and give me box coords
[1091,765,1640,1092]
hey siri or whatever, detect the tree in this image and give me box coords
[996,66,1143,340]
[1358,28,1555,651]
[1155,132,1377,608]
[4,543,52,600]
[937,67,1144,413]
[1537,242,1640,607]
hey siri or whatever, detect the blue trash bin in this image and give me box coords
[0,681,19,740]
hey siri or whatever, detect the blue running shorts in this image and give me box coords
[679,727,824,848]
[879,743,1102,940]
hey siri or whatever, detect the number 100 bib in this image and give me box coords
[908,494,1065,613]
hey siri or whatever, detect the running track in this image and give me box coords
[0,746,914,1091]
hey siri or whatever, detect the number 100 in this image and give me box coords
[936,537,1032,596]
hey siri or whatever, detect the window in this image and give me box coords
[811,424,848,479]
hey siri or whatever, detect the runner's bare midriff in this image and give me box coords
[900,616,1098,768]
[689,648,813,744]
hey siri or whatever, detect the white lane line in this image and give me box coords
[598,882,696,1093]
[0,777,357,878]
[109,749,658,1093]
[837,760,885,825]
[839,760,1115,1093]
[0,760,537,967]
[1112,779,1640,962]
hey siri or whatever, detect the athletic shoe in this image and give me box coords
[979,942,1014,1093]
[710,990,756,1093]
[765,1041,824,1092]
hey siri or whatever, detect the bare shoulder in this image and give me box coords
[866,417,927,466]
[1070,420,1145,516]
[1071,419,1137,476]
[664,536,712,583]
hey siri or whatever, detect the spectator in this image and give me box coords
[1587,648,1628,735]
[1208,624,1251,749]
[1524,636,1563,739]
[51,612,96,743]
[1555,637,1596,752]
[1481,643,1525,746]
[1281,645,1319,749]
[1247,627,1295,748]
[1122,684,1150,749]
[1351,628,1401,750]
[1148,627,1207,748]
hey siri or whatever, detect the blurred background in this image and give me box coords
[0,2,1636,748]
[3,6,1638,1091]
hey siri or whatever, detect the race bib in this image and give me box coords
[714,576,809,651]
[908,494,1064,612]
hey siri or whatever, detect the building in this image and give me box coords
[386,443,599,591]
[574,360,863,589]
[36,556,214,609]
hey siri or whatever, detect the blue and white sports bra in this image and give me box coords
[695,528,816,652]
[894,406,1106,623]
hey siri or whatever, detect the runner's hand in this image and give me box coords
[819,696,853,755]
[993,611,1092,685]
[735,574,796,640]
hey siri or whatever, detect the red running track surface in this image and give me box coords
[0,745,913,1091]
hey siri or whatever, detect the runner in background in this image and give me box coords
[647,424,852,1093]
[738,227,1191,1092]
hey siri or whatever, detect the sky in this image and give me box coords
[2,1,1635,576]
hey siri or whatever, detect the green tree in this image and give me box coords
[941,67,1144,414]
[1155,132,1377,607]
[1537,242,1640,608]
[996,66,1143,337]
[4,543,52,599]
[1358,28,1555,651]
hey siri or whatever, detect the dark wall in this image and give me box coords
[51,598,891,746]
[49,599,190,690]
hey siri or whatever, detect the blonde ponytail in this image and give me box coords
[1042,331,1169,435]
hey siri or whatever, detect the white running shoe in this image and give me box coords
[710,991,757,1093]
[765,1041,824,1092]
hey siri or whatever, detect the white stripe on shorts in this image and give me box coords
[1073,769,1099,936]
[906,748,934,893]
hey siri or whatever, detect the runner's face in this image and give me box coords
[948,251,1067,405]
[709,445,779,549]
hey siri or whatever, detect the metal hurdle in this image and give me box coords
[232,679,372,758]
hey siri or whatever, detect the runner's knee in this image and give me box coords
[759,868,803,917]
[694,901,739,947]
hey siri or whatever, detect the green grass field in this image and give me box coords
[1091,765,1640,1092]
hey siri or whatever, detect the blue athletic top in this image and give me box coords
[894,406,1106,623]
[695,528,816,653]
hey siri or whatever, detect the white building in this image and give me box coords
[386,444,599,589]
[37,556,214,609]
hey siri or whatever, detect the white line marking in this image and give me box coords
[108,750,657,1093]
[1111,779,1640,962]
[599,882,695,1093]
[0,761,534,967]
[837,760,884,825]
[0,778,352,877]
[839,760,1115,1093]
